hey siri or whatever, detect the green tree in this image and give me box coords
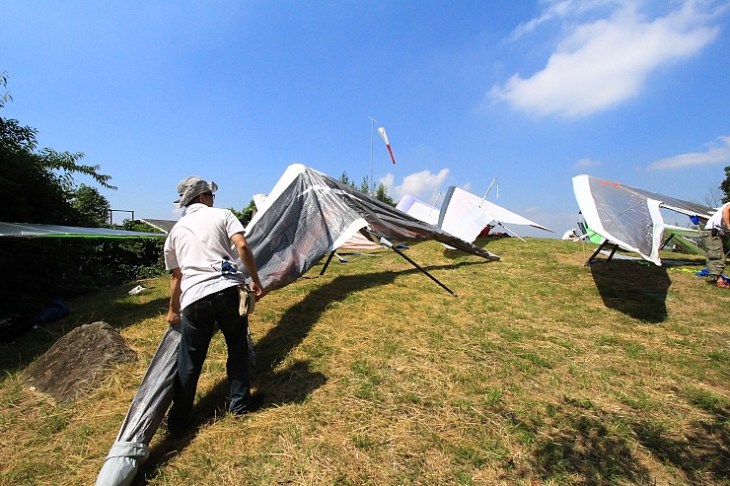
[1,116,115,225]
[339,171,396,207]
[72,184,111,227]
[229,199,257,227]
[0,71,11,108]
[719,166,730,204]
[0,72,124,316]
[340,171,355,189]
[375,183,395,206]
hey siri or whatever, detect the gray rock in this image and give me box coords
[22,321,137,403]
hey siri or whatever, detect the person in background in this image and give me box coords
[164,176,266,433]
[703,202,730,288]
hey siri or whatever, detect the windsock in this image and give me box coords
[377,126,397,164]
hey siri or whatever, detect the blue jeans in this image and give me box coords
[168,286,251,427]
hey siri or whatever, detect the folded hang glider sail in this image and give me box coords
[395,194,440,226]
[96,163,499,486]
[377,126,397,164]
[0,222,166,239]
[438,186,553,243]
[572,175,712,266]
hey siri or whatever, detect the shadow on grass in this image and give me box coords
[136,359,327,486]
[531,398,730,484]
[0,296,170,375]
[633,407,730,482]
[134,271,403,484]
[589,260,671,323]
[253,271,400,370]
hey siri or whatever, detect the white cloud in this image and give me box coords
[491,0,720,118]
[648,135,730,169]
[382,169,450,203]
[575,157,602,169]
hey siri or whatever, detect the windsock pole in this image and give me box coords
[368,116,378,194]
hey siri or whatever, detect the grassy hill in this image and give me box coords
[2,237,729,485]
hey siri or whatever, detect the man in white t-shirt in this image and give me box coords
[703,202,730,288]
[164,176,265,433]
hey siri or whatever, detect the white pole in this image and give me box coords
[480,177,497,208]
[429,192,441,217]
[368,116,378,195]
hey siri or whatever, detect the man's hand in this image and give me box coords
[249,281,266,301]
[167,309,181,325]
[168,267,183,326]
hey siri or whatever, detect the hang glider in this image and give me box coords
[244,164,498,290]
[251,193,384,256]
[438,186,553,243]
[96,164,499,486]
[572,175,712,266]
[397,187,552,245]
[0,222,166,239]
[395,194,440,226]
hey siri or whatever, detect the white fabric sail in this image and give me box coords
[438,186,552,243]
[395,194,440,226]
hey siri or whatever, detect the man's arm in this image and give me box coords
[231,232,266,300]
[167,267,182,325]
[722,204,730,229]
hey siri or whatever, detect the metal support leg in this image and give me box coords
[660,233,675,251]
[390,245,458,297]
[585,239,620,266]
[318,251,336,276]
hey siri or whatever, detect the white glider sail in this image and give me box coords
[396,187,551,245]
[438,186,552,243]
[395,194,440,226]
[572,175,712,265]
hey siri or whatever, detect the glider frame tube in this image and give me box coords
[389,244,458,297]
[585,240,619,266]
[310,244,458,297]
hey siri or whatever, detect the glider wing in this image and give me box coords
[572,175,712,265]
[0,222,166,239]
[244,165,498,291]
[438,186,553,243]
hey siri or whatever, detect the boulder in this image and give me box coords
[23,321,137,403]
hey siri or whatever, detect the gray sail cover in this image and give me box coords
[572,175,712,265]
[96,164,499,485]
[244,164,498,291]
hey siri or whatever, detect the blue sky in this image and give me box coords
[3,0,730,237]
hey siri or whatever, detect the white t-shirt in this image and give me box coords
[705,202,730,230]
[164,204,246,310]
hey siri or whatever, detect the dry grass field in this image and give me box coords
[1,237,729,485]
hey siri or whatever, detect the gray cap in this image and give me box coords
[174,176,218,207]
